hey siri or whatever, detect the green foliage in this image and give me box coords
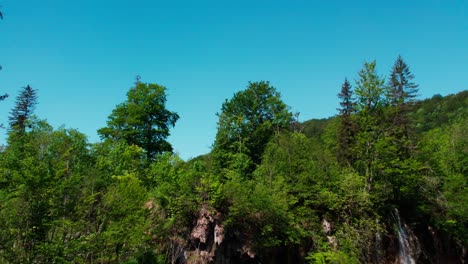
[418,114,467,241]
[307,250,359,264]
[100,174,149,262]
[387,55,419,107]
[0,120,95,262]
[336,78,356,166]
[354,61,385,112]
[0,63,465,263]
[352,61,387,186]
[8,85,38,135]
[302,117,332,140]
[212,81,293,176]
[94,139,146,184]
[98,79,179,160]
[223,170,292,251]
[411,90,467,134]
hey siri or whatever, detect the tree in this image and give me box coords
[98,79,179,161]
[386,55,419,157]
[337,78,356,166]
[212,81,293,175]
[354,61,385,112]
[388,56,418,107]
[353,61,386,191]
[9,85,38,135]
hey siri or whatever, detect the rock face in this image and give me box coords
[185,206,259,264]
[417,224,467,264]
[322,219,332,235]
[191,207,214,245]
[322,219,337,250]
[214,224,224,246]
[186,206,216,264]
[179,206,467,264]
[386,209,467,264]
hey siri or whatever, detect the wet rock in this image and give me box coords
[191,207,214,244]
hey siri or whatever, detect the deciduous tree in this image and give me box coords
[353,61,386,189]
[98,79,179,161]
[212,81,293,176]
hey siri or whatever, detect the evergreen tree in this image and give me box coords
[337,78,356,166]
[9,85,38,134]
[386,55,419,156]
[388,55,418,106]
[383,56,420,205]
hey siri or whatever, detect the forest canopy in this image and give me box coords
[0,56,466,263]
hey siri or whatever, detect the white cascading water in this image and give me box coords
[393,208,415,264]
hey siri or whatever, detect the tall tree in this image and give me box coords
[353,61,386,190]
[98,79,179,161]
[355,61,385,112]
[336,78,356,166]
[9,85,38,134]
[388,56,418,106]
[382,56,420,204]
[212,81,293,176]
[386,55,419,156]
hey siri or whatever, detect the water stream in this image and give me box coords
[393,208,415,264]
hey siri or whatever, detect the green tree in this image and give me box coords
[354,61,385,112]
[8,85,37,135]
[381,56,422,206]
[387,56,418,107]
[353,61,386,190]
[212,81,293,176]
[336,78,356,166]
[100,174,149,263]
[419,115,467,241]
[0,120,93,262]
[98,79,179,161]
[386,55,419,157]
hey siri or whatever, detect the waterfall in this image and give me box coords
[393,208,416,264]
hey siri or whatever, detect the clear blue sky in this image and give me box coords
[1,0,467,160]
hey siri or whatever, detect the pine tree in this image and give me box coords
[384,56,420,204]
[337,78,356,166]
[386,55,419,156]
[9,85,38,134]
[388,55,418,106]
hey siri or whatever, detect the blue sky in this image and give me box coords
[0,0,467,160]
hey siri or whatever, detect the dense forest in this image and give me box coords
[0,50,466,264]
